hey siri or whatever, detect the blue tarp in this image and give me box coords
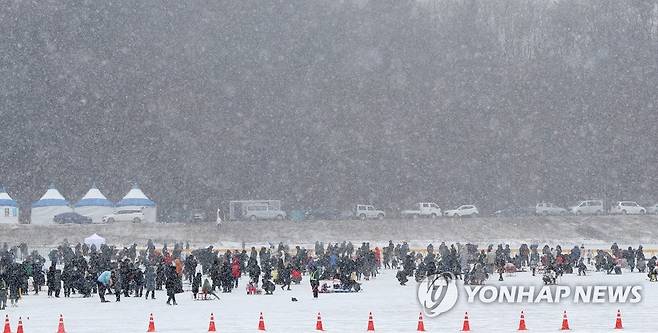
[75,198,114,207]
[0,199,17,207]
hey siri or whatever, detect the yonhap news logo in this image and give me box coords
[417,272,459,318]
[417,275,643,317]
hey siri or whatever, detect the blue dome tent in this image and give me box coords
[0,186,19,224]
[74,185,114,223]
[31,186,72,224]
[115,184,157,223]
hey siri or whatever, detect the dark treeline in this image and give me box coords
[1,0,657,220]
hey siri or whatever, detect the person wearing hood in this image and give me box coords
[96,270,111,303]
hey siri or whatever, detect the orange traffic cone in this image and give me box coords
[614,309,623,329]
[2,315,11,333]
[315,312,324,331]
[366,312,375,331]
[208,313,216,332]
[147,313,156,332]
[518,311,527,331]
[416,312,425,332]
[560,311,570,330]
[15,318,22,333]
[258,312,266,331]
[461,312,470,331]
[3,315,11,333]
[57,314,66,333]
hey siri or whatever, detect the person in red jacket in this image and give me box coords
[291,268,302,284]
[374,247,382,268]
[231,258,241,288]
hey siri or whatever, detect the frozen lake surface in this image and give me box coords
[2,269,655,332]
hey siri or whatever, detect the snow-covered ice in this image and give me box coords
[2,269,654,332]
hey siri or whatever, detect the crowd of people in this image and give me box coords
[0,239,655,309]
[390,241,658,286]
[0,240,382,307]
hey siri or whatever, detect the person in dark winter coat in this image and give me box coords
[184,255,198,284]
[248,258,261,284]
[120,260,132,297]
[0,278,7,310]
[144,266,156,299]
[165,265,178,305]
[262,278,275,295]
[50,268,62,298]
[61,265,73,297]
[220,260,233,293]
[624,247,636,272]
[33,269,44,295]
[577,258,587,276]
[156,263,165,290]
[134,267,144,297]
[112,269,122,302]
[396,270,408,286]
[192,273,202,299]
[47,266,56,297]
[280,264,292,291]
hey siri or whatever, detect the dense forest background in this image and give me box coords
[1,0,657,220]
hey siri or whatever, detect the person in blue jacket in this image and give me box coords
[96,270,111,303]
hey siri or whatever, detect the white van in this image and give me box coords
[569,200,604,215]
[535,202,567,216]
[244,205,286,221]
[354,205,385,220]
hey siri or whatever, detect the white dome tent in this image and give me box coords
[31,186,72,224]
[84,233,106,248]
[0,187,19,224]
[115,184,157,223]
[74,185,114,223]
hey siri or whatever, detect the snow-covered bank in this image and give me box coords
[2,215,658,250]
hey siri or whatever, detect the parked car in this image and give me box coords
[400,202,442,219]
[244,204,286,221]
[305,208,345,220]
[354,204,385,220]
[102,209,145,223]
[493,207,534,217]
[535,202,568,216]
[647,204,658,215]
[569,200,604,215]
[53,212,92,224]
[609,201,646,215]
[444,205,479,217]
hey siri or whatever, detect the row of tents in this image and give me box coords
[0,184,157,224]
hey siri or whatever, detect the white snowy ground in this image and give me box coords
[2,269,655,333]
